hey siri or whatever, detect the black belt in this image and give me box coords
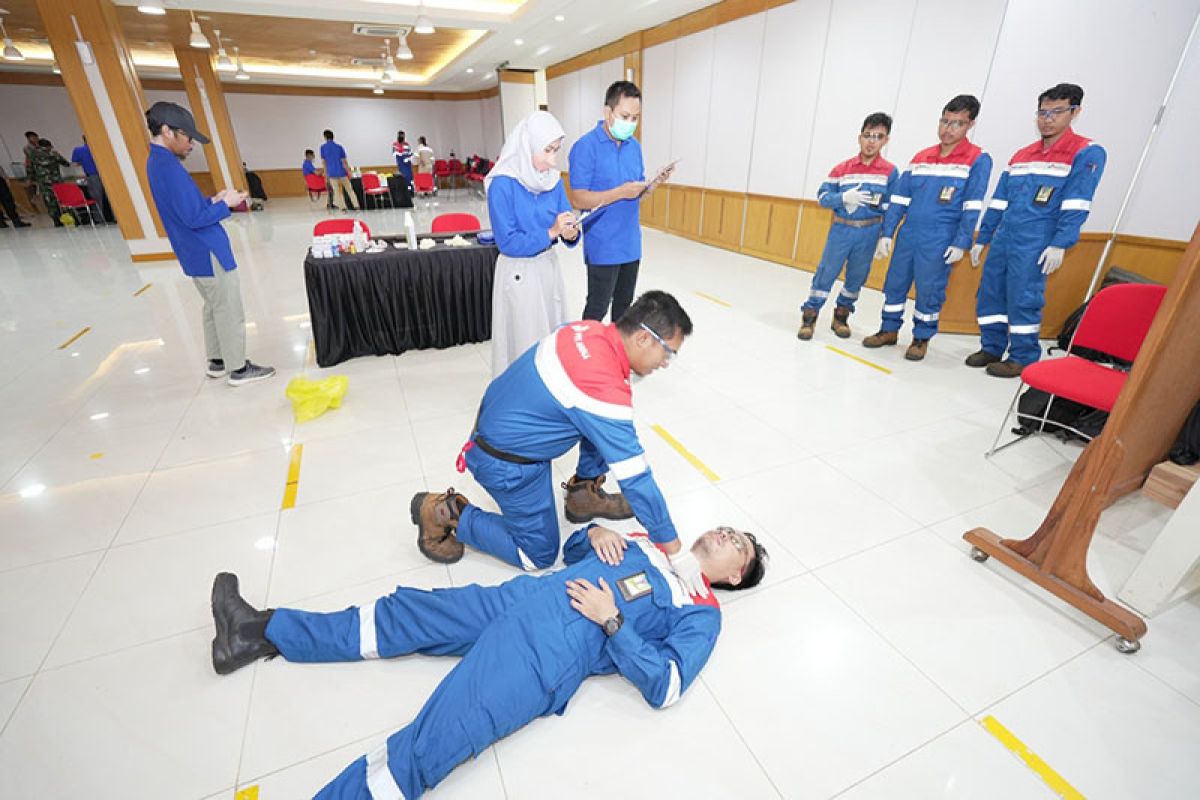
[833,215,883,228]
[472,432,538,465]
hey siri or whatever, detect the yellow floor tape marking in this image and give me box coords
[57,327,91,350]
[652,424,720,482]
[981,715,1085,799]
[695,291,731,308]
[89,452,104,460]
[824,345,893,375]
[133,283,153,297]
[235,786,259,800]
[281,443,304,510]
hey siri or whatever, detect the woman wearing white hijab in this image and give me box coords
[485,111,579,376]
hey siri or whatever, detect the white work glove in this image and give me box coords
[669,549,708,596]
[943,245,965,265]
[1039,246,1065,275]
[841,184,870,215]
[874,237,893,260]
[970,243,985,268]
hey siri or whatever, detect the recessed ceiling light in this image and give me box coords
[555,15,565,22]
[466,67,474,73]
[308,49,317,56]
[89,412,110,421]
[136,1,166,15]
[514,38,524,45]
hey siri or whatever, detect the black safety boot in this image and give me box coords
[211,572,278,675]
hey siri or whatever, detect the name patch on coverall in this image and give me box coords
[616,572,653,602]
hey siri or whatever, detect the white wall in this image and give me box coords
[499,79,538,143]
[547,56,624,161]
[0,82,498,176]
[545,0,1200,243]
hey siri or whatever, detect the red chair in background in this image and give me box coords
[52,182,100,228]
[433,159,451,190]
[313,219,371,237]
[431,213,481,234]
[304,173,328,202]
[361,173,392,211]
[987,282,1168,456]
[413,172,436,196]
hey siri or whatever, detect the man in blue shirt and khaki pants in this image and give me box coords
[145,101,275,387]
[569,81,672,323]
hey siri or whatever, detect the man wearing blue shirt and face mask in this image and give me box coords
[144,101,275,387]
[569,81,672,323]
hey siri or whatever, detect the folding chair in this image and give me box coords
[52,182,100,228]
[361,173,392,211]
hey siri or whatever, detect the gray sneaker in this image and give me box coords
[227,361,276,387]
[206,359,226,378]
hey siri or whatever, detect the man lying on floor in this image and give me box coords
[210,523,768,799]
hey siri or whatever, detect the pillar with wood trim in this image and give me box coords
[35,0,172,261]
[174,46,246,194]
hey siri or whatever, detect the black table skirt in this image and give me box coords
[304,237,499,366]
[345,174,414,210]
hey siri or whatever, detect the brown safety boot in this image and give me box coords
[986,359,1025,378]
[796,309,818,341]
[905,338,930,361]
[831,307,852,339]
[410,488,469,563]
[562,475,634,524]
[965,349,1003,368]
[862,330,898,348]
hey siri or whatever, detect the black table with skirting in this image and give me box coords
[338,174,414,210]
[304,233,499,367]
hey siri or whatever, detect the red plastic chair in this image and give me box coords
[433,159,451,190]
[313,218,371,237]
[431,213,481,234]
[52,182,99,228]
[361,172,392,211]
[304,173,327,202]
[987,283,1168,455]
[413,172,436,196]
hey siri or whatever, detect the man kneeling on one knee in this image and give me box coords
[410,290,708,592]
[210,523,768,799]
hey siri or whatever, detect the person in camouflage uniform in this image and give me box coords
[28,138,70,226]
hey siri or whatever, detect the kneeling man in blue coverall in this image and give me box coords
[210,523,768,799]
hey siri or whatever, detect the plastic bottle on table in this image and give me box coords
[352,220,367,254]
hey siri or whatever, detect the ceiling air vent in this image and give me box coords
[353,23,412,38]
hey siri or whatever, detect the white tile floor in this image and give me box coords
[0,192,1197,800]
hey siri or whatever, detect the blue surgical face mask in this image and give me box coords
[610,118,638,141]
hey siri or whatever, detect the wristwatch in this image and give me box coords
[602,611,624,637]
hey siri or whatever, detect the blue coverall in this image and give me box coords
[975,128,1106,365]
[802,154,898,313]
[263,528,722,799]
[880,140,992,339]
[455,320,678,570]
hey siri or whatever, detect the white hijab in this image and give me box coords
[484,110,565,194]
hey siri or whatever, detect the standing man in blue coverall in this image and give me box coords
[209,523,769,799]
[797,112,898,341]
[967,83,1106,378]
[865,95,992,361]
[569,81,674,323]
[410,291,710,594]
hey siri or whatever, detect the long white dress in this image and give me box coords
[490,249,567,376]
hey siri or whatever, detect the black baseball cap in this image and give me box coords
[146,101,211,144]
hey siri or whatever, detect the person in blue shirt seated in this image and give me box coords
[70,135,107,223]
[320,129,358,211]
[209,522,769,799]
[569,80,673,323]
[144,101,275,387]
[302,149,319,176]
[485,110,579,376]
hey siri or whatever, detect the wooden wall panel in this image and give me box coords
[641,184,669,229]
[741,195,800,265]
[666,185,703,240]
[793,201,831,271]
[1105,235,1190,285]
[699,189,744,251]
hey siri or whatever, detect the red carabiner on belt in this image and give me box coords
[455,440,474,474]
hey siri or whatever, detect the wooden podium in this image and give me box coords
[964,222,1200,652]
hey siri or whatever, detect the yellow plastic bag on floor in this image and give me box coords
[286,375,349,423]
